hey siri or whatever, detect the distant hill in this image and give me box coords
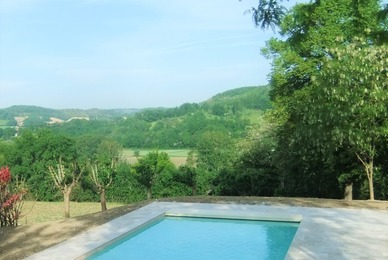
[0,86,271,131]
[133,86,271,121]
[0,105,142,127]
[202,86,271,113]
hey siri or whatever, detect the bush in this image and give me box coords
[0,166,27,227]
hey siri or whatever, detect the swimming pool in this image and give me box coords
[87,215,299,260]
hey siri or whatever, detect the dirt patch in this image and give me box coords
[1,196,387,259]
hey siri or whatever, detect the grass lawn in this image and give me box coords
[19,201,126,225]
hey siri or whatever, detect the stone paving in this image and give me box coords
[26,202,388,260]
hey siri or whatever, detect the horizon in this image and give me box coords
[0,85,266,110]
[0,1,279,110]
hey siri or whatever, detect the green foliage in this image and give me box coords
[245,0,287,30]
[175,164,197,195]
[194,131,238,195]
[196,131,237,173]
[0,105,140,122]
[246,0,388,200]
[107,162,145,203]
[300,40,388,200]
[133,151,177,199]
[0,128,16,140]
[264,0,382,102]
[1,86,269,150]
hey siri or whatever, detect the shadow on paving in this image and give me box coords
[287,207,388,259]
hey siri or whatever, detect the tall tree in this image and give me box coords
[258,0,384,198]
[301,41,388,200]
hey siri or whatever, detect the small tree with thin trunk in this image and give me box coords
[48,158,83,218]
[89,158,116,211]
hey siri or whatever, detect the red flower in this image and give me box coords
[0,166,11,185]
[2,194,21,208]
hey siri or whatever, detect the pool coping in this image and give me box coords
[26,201,388,260]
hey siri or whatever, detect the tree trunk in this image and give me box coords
[356,153,375,201]
[100,189,107,211]
[64,190,71,218]
[344,182,353,201]
[147,187,152,200]
[192,185,197,196]
[366,160,374,201]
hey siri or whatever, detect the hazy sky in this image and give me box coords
[1,0,279,109]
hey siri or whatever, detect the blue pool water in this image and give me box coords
[89,216,298,260]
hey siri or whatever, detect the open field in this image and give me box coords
[0,119,12,128]
[19,201,126,225]
[0,119,9,125]
[121,149,189,166]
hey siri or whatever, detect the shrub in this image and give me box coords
[0,166,27,227]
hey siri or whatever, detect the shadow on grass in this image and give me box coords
[0,201,150,260]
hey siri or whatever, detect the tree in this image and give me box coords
[243,0,287,30]
[175,164,197,195]
[48,158,84,218]
[258,0,384,199]
[89,159,115,211]
[195,131,237,194]
[245,0,387,40]
[196,131,236,173]
[4,130,71,201]
[302,41,388,200]
[134,151,175,199]
[74,136,122,210]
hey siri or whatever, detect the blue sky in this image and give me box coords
[0,0,281,109]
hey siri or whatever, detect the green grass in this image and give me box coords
[0,120,13,128]
[0,119,9,125]
[19,201,126,225]
[122,149,189,157]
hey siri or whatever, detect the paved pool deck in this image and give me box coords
[26,202,388,260]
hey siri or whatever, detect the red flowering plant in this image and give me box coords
[0,166,27,227]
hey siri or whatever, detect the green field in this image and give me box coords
[121,149,189,166]
[19,201,126,225]
[122,149,189,157]
[0,119,11,128]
